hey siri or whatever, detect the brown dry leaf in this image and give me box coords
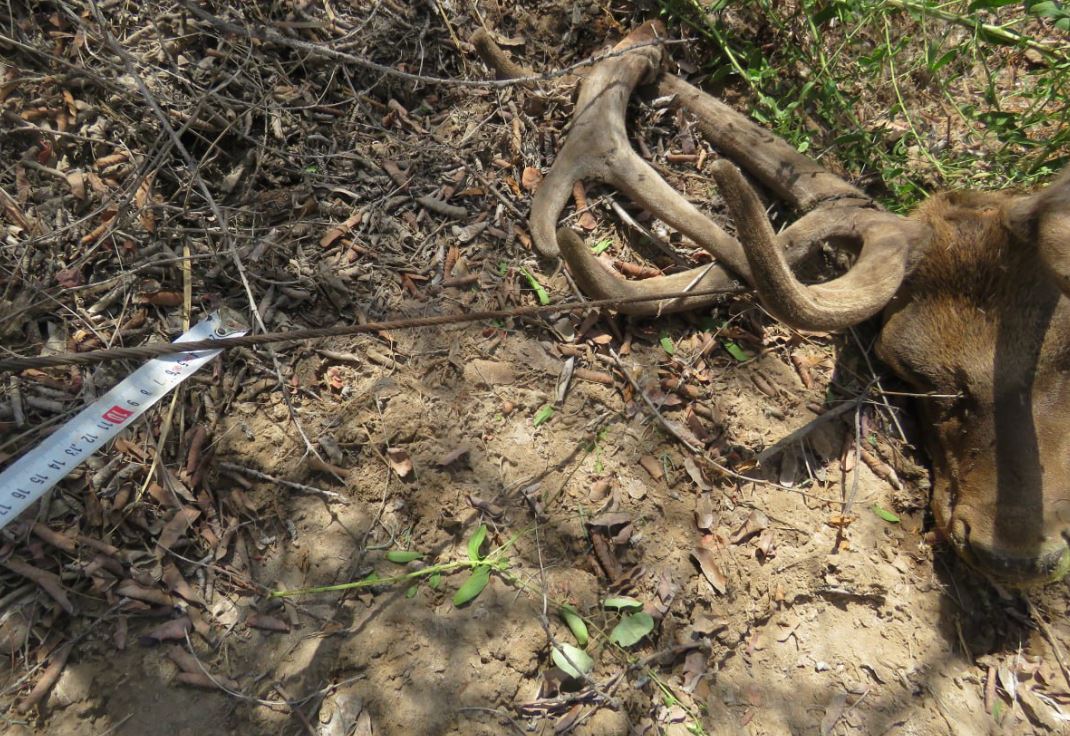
[521,166,543,192]
[693,496,716,532]
[117,580,174,607]
[820,693,850,736]
[463,359,515,386]
[247,613,291,632]
[691,546,727,595]
[146,482,179,509]
[80,207,117,245]
[386,447,413,478]
[639,454,663,481]
[756,528,777,559]
[137,290,183,307]
[167,645,202,674]
[139,616,191,646]
[731,510,769,544]
[325,365,346,391]
[94,151,129,169]
[15,642,72,715]
[826,514,856,529]
[571,181,597,230]
[175,671,240,690]
[553,704,583,733]
[162,562,204,606]
[587,512,632,529]
[157,508,200,554]
[0,186,32,231]
[467,493,504,518]
[320,210,364,248]
[66,171,86,200]
[29,522,77,554]
[436,446,469,467]
[2,558,75,614]
[35,139,53,164]
[135,175,156,232]
[308,454,348,476]
[61,88,76,116]
[684,457,711,490]
[681,649,708,693]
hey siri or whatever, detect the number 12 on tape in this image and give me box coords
[0,310,248,530]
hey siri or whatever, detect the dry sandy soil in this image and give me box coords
[1,1,1069,735]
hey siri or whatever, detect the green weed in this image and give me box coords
[656,0,1070,209]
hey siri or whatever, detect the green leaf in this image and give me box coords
[722,340,751,362]
[968,0,1017,8]
[428,573,443,590]
[385,550,424,564]
[519,266,550,305]
[602,596,644,611]
[467,524,488,562]
[533,404,554,427]
[660,334,675,355]
[559,605,589,647]
[1027,0,1061,17]
[591,238,612,255]
[551,643,593,679]
[405,585,418,598]
[928,48,959,73]
[872,504,901,524]
[610,612,655,647]
[452,565,491,606]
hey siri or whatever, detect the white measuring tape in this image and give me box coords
[0,310,248,530]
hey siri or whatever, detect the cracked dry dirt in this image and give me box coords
[1,2,1069,735]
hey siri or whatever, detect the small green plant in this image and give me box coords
[271,524,515,608]
[657,0,1070,210]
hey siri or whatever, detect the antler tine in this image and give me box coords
[555,227,745,314]
[711,160,929,330]
[658,74,870,213]
[529,22,748,275]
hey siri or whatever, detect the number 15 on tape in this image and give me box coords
[0,310,248,530]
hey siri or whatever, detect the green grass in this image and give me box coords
[655,0,1070,211]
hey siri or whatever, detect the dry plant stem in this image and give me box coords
[219,463,347,503]
[179,631,365,708]
[86,0,323,462]
[177,0,676,89]
[16,642,72,714]
[1026,597,1070,691]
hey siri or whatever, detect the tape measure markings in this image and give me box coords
[0,311,248,529]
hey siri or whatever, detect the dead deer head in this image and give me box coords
[480,21,1070,586]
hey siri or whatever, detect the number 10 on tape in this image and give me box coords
[0,310,248,530]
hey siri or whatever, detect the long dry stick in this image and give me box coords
[0,288,740,371]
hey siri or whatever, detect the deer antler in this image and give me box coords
[476,22,931,321]
[709,160,929,329]
[528,22,748,274]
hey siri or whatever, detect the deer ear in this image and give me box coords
[1006,168,1070,235]
[1007,168,1070,293]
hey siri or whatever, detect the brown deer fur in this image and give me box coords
[878,175,1070,583]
